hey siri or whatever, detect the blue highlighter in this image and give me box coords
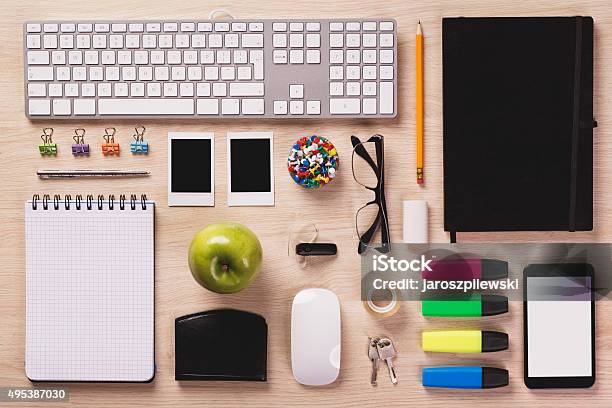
[422,366,509,389]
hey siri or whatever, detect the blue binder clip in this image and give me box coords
[130,126,149,154]
[71,128,90,156]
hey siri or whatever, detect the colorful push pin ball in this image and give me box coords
[288,135,339,189]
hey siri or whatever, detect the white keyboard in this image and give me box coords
[24,19,397,119]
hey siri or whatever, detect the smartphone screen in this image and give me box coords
[524,264,595,388]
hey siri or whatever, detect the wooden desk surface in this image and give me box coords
[1,0,612,406]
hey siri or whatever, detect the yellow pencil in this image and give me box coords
[416,21,424,185]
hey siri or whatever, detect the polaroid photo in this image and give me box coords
[168,132,214,206]
[227,132,274,206]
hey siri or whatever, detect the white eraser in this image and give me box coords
[403,200,428,243]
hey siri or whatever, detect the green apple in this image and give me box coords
[188,222,263,294]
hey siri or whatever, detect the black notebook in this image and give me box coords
[443,17,595,236]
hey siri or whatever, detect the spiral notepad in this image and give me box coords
[25,194,155,382]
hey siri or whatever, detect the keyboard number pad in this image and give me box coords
[328,21,395,115]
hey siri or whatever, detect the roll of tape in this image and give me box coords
[363,287,400,318]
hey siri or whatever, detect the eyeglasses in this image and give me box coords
[351,134,390,254]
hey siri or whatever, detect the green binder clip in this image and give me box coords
[39,128,57,156]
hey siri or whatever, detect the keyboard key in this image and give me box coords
[363,66,377,79]
[290,84,304,99]
[181,22,195,32]
[273,22,287,31]
[273,34,287,48]
[346,33,360,48]
[29,99,51,115]
[363,82,377,96]
[274,100,287,114]
[99,98,194,114]
[237,66,252,80]
[289,49,303,64]
[222,98,239,114]
[43,34,57,49]
[306,49,320,64]
[363,21,377,31]
[306,22,320,31]
[329,33,343,48]
[380,21,394,31]
[94,23,110,32]
[329,22,343,31]
[363,33,377,48]
[191,34,205,48]
[290,100,304,114]
[329,66,343,80]
[329,82,343,96]
[44,23,59,32]
[27,67,53,81]
[221,66,235,80]
[196,83,210,96]
[242,33,263,48]
[329,50,343,64]
[52,50,66,64]
[146,23,161,32]
[225,34,239,48]
[26,34,41,49]
[28,83,46,97]
[379,82,393,114]
[163,22,178,32]
[182,66,199,81]
[242,99,264,114]
[27,23,41,33]
[273,50,287,64]
[363,49,377,63]
[346,22,360,31]
[346,65,360,80]
[250,50,264,79]
[111,23,127,32]
[180,83,194,96]
[346,82,360,95]
[380,33,394,47]
[208,34,222,48]
[306,33,320,48]
[77,23,92,32]
[306,100,320,114]
[249,22,264,32]
[380,65,393,80]
[197,22,212,32]
[59,34,74,48]
[229,82,264,96]
[123,66,138,81]
[380,49,394,64]
[363,98,377,114]
[74,99,96,115]
[215,22,230,32]
[290,34,303,48]
[197,99,218,114]
[329,98,360,114]
[290,22,304,31]
[129,23,144,32]
[346,50,360,63]
[232,22,247,32]
[27,51,49,65]
[212,83,227,96]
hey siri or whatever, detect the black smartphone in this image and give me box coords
[523,263,595,388]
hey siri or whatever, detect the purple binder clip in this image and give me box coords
[72,128,90,156]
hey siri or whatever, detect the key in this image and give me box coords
[377,338,398,384]
[368,337,380,385]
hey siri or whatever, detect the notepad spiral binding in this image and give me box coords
[31,194,148,210]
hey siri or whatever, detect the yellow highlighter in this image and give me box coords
[422,330,508,353]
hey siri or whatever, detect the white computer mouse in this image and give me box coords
[291,288,341,386]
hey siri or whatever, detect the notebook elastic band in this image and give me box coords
[569,16,583,232]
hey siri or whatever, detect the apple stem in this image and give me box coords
[222,263,230,273]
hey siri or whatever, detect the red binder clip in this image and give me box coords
[102,127,120,156]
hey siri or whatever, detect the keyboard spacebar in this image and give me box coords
[98,99,194,115]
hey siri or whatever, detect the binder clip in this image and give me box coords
[130,125,149,154]
[71,128,90,156]
[39,128,57,156]
[101,127,120,156]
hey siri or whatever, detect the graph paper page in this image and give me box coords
[25,200,154,382]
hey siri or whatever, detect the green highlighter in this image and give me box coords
[422,294,508,317]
